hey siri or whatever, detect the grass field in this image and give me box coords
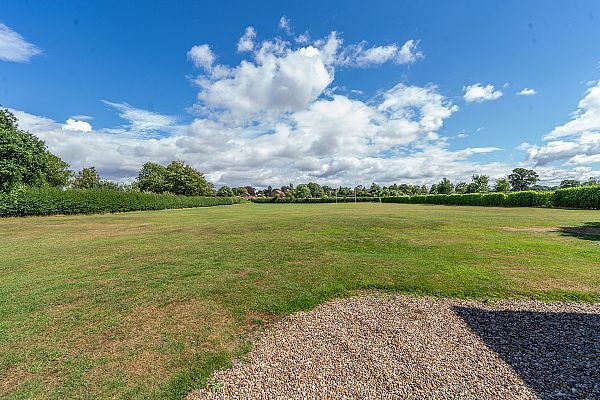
[1,203,598,399]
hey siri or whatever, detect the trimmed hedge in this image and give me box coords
[552,185,600,209]
[0,187,242,217]
[254,187,600,209]
[252,196,380,203]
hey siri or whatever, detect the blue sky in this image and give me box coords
[1,0,599,187]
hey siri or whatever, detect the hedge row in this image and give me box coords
[252,186,600,209]
[252,197,380,203]
[381,191,554,207]
[0,187,242,217]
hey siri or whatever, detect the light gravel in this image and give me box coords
[189,295,599,400]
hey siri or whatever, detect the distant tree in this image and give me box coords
[493,177,511,193]
[217,186,234,197]
[294,184,311,198]
[508,168,539,191]
[71,167,102,189]
[338,186,352,196]
[0,109,71,192]
[419,185,428,194]
[233,187,248,196]
[455,182,468,194]
[583,177,598,186]
[136,162,168,193]
[468,175,489,193]
[165,160,213,196]
[436,177,454,194]
[307,182,323,198]
[369,183,382,197]
[429,184,438,194]
[559,179,580,189]
[244,186,256,196]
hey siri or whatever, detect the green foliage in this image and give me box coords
[0,187,241,217]
[552,185,600,209]
[493,177,511,193]
[504,191,552,207]
[165,161,214,196]
[252,197,379,203]
[294,184,312,198]
[137,162,168,193]
[217,186,234,197]
[0,109,71,192]
[508,168,539,191]
[468,175,489,193]
[559,179,580,189]
[436,177,454,194]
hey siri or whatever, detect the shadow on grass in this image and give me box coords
[558,222,600,241]
[454,306,600,399]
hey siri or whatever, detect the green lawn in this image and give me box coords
[1,203,598,399]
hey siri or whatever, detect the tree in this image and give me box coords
[429,184,438,194]
[306,182,323,198]
[71,167,102,189]
[244,186,256,196]
[217,186,234,197]
[583,177,598,186]
[294,184,311,198]
[468,175,489,193]
[0,109,71,192]
[493,177,511,193]
[436,177,454,194]
[559,179,580,188]
[508,168,539,191]
[136,162,168,193]
[165,160,213,196]
[455,182,468,194]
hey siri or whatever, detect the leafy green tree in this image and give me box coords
[217,186,234,197]
[294,184,311,198]
[136,162,168,193]
[165,160,213,196]
[583,177,598,186]
[306,182,323,198]
[436,177,454,194]
[455,182,468,194]
[468,175,490,193]
[559,179,580,188]
[429,184,438,194]
[493,177,511,193]
[369,183,382,197]
[233,187,248,196]
[508,168,539,191]
[71,167,102,189]
[0,109,71,192]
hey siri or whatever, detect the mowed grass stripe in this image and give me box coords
[0,203,598,399]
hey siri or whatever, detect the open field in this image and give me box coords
[1,203,599,399]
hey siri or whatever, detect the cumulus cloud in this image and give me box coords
[187,44,214,71]
[62,118,92,132]
[546,83,600,139]
[463,83,503,103]
[522,82,600,168]
[237,26,256,52]
[517,87,536,96]
[0,23,42,62]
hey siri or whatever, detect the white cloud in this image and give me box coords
[546,82,600,139]
[187,44,214,71]
[237,26,256,52]
[62,118,92,132]
[0,23,42,62]
[102,101,178,135]
[337,39,423,67]
[279,16,291,34]
[295,32,310,44]
[463,83,503,103]
[517,87,536,96]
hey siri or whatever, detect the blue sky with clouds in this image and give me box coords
[1,0,600,187]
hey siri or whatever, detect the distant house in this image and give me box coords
[271,189,285,198]
[242,193,256,200]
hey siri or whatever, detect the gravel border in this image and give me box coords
[189,295,600,399]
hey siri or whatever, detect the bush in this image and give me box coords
[0,187,242,217]
[504,191,552,207]
[551,185,600,209]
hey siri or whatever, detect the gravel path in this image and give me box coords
[189,295,600,400]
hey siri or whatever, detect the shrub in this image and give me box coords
[551,185,600,209]
[0,187,242,217]
[504,191,552,207]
